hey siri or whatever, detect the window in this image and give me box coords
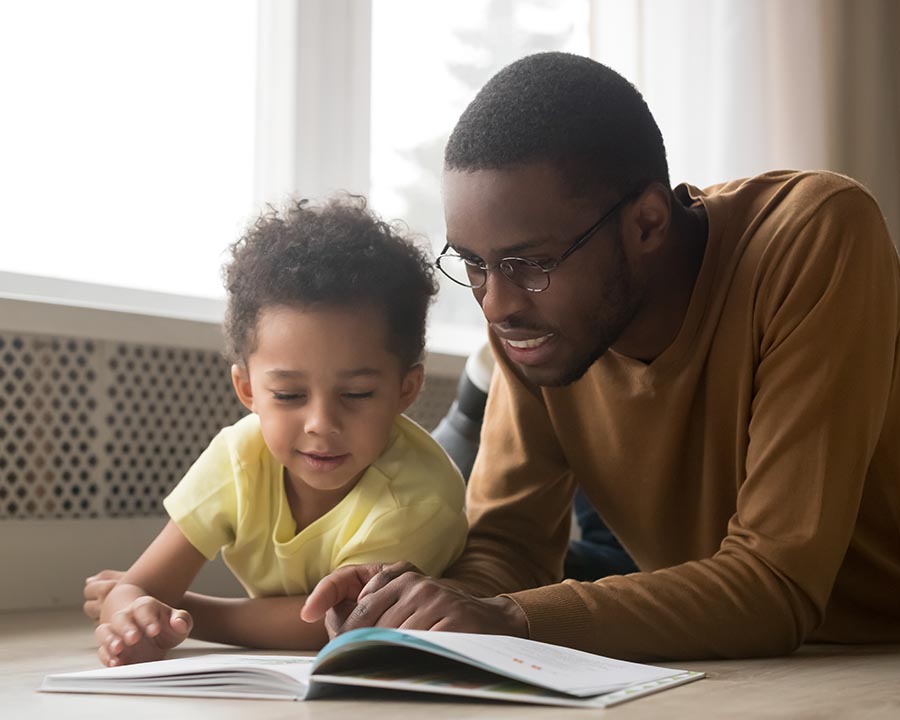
[4,0,597,354]
[0,0,257,300]
[370,0,591,337]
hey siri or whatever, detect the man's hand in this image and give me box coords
[301,562,528,639]
[83,569,125,621]
[95,596,193,667]
[300,562,386,637]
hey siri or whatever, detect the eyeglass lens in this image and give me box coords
[438,254,550,291]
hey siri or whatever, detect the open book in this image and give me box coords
[40,627,704,708]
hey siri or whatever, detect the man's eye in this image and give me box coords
[343,392,374,400]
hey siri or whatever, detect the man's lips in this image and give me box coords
[503,334,554,349]
[495,331,558,366]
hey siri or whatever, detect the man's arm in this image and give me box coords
[505,186,900,660]
[441,343,576,597]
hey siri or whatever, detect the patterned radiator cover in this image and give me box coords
[0,332,458,520]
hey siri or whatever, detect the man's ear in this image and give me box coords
[627,182,671,256]
[398,363,425,413]
[231,364,255,412]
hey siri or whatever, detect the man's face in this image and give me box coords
[442,163,644,387]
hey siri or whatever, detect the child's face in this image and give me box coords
[231,304,423,495]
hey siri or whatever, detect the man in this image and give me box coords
[302,52,900,661]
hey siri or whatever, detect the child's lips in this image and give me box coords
[299,451,349,472]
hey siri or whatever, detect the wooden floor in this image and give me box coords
[3,608,899,719]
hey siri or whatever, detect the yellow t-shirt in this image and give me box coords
[163,413,467,597]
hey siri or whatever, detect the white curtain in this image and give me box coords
[591,0,900,247]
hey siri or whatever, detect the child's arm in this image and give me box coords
[97,520,206,666]
[87,570,328,652]
[179,594,329,649]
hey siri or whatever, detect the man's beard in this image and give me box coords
[543,237,642,388]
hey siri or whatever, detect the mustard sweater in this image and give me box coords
[446,170,900,661]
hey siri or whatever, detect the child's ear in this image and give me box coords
[231,364,255,412]
[398,363,425,413]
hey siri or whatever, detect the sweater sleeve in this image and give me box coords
[443,335,576,596]
[477,187,899,660]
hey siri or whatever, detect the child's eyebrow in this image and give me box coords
[264,368,383,378]
[338,368,383,378]
[265,369,305,378]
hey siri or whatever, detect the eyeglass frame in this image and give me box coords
[436,187,643,293]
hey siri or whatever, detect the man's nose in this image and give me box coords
[476,269,531,326]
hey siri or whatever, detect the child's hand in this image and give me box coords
[83,570,124,621]
[94,596,193,666]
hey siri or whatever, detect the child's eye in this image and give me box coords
[343,391,374,400]
[272,392,303,402]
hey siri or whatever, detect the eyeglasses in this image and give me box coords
[436,189,640,293]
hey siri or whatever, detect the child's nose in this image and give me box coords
[303,398,341,435]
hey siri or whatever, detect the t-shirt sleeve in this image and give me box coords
[336,502,468,578]
[162,429,239,561]
[509,185,900,660]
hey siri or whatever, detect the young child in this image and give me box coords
[85,196,468,666]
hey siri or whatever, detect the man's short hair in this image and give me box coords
[445,52,669,197]
[223,195,437,369]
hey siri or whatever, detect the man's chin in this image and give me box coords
[515,352,601,388]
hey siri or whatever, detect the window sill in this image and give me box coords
[0,271,477,373]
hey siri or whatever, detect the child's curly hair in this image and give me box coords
[223,195,438,370]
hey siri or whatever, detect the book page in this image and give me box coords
[386,630,684,697]
[311,643,703,708]
[41,654,316,699]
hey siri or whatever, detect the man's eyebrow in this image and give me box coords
[447,234,556,258]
